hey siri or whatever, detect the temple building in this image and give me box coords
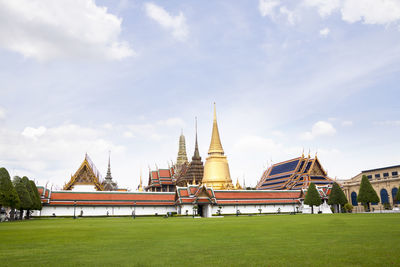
[145,166,176,192]
[256,153,334,190]
[341,164,400,211]
[202,104,234,189]
[63,153,122,192]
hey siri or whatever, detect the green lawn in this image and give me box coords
[0,214,399,266]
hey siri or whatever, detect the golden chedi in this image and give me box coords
[202,103,234,190]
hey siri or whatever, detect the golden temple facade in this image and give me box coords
[202,104,234,190]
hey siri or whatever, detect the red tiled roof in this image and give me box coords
[159,169,171,177]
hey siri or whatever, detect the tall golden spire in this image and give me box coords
[208,103,224,154]
[202,103,233,190]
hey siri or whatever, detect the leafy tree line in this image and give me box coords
[0,167,42,220]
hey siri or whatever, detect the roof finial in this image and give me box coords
[302,148,304,157]
[213,102,217,121]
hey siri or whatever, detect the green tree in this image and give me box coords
[328,182,348,213]
[0,168,20,220]
[29,180,42,211]
[304,183,322,214]
[357,175,379,212]
[13,176,32,219]
[22,176,36,219]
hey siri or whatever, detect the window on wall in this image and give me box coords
[383,173,389,177]
[351,192,358,206]
[392,171,398,177]
[367,175,372,179]
[375,174,380,178]
[392,188,399,205]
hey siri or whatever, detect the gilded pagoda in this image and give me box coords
[202,104,234,189]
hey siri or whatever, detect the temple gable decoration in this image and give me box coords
[63,154,104,191]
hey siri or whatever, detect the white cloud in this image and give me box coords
[319,27,330,36]
[234,135,281,152]
[342,120,353,126]
[22,126,47,140]
[157,117,185,127]
[144,2,189,41]
[301,121,336,140]
[259,0,281,17]
[0,107,5,119]
[374,120,400,126]
[259,0,297,24]
[305,0,400,26]
[279,6,296,25]
[0,0,134,61]
[123,131,134,138]
[341,0,400,25]
[304,0,341,17]
[0,124,125,185]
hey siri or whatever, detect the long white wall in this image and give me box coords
[38,205,176,217]
[36,202,330,217]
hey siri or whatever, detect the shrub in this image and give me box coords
[344,203,353,213]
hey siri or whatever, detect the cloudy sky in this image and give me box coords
[0,0,399,190]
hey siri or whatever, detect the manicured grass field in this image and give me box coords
[0,214,399,266]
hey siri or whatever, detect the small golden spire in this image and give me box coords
[235,178,242,190]
[208,103,224,155]
[302,148,304,158]
[138,169,143,192]
[192,175,196,185]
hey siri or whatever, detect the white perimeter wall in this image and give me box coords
[38,205,176,217]
[36,202,330,217]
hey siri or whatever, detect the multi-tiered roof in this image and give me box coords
[256,154,334,190]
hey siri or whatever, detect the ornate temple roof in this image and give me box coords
[146,166,175,189]
[256,154,334,190]
[63,154,104,191]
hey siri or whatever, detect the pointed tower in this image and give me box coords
[176,130,188,166]
[103,152,116,191]
[202,103,233,189]
[105,152,112,182]
[175,117,204,186]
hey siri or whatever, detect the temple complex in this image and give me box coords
[256,153,334,190]
[202,104,234,189]
[33,103,337,217]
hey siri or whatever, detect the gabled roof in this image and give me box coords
[257,154,334,190]
[63,154,104,191]
[147,166,175,189]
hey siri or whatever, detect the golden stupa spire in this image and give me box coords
[202,103,233,190]
[208,103,224,155]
